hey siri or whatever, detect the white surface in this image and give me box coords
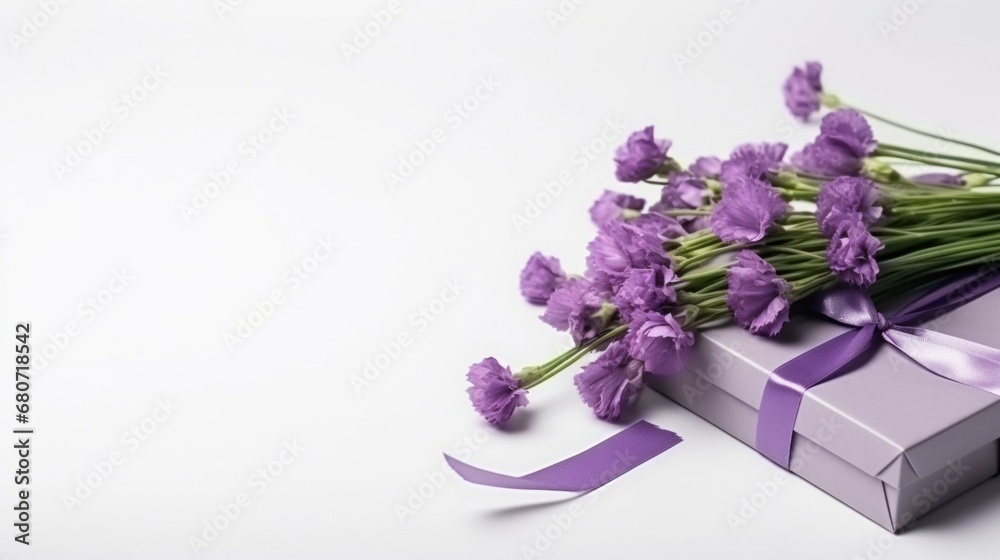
[2,0,999,558]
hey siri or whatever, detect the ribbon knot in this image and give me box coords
[755,270,1000,469]
[875,312,892,331]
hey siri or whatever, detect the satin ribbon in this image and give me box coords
[755,269,1000,468]
[446,420,681,492]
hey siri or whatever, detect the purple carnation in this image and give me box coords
[680,215,711,233]
[540,278,607,344]
[690,156,722,179]
[826,222,884,288]
[630,212,687,240]
[710,174,789,243]
[589,190,646,228]
[792,109,876,177]
[816,176,883,237]
[466,357,528,426]
[614,126,671,183]
[651,171,707,211]
[585,221,671,294]
[626,311,695,377]
[647,172,710,233]
[573,342,644,421]
[720,142,788,185]
[910,173,966,187]
[612,265,678,323]
[726,251,791,337]
[519,252,567,305]
[783,61,823,121]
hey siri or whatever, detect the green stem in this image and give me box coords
[850,105,1000,158]
[877,142,1000,169]
[880,237,1000,268]
[520,325,628,390]
[872,148,1000,175]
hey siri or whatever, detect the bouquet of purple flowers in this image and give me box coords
[467,62,1000,426]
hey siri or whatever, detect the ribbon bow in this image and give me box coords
[755,269,1000,468]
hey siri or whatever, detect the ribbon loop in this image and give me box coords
[813,285,881,328]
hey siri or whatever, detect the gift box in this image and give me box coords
[647,288,1000,532]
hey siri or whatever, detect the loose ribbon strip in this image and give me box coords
[756,269,1000,468]
[445,420,681,492]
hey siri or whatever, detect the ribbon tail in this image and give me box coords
[444,421,681,492]
[884,326,1000,396]
[756,325,878,468]
[892,268,1000,324]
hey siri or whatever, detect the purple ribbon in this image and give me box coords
[756,270,1000,468]
[446,420,681,492]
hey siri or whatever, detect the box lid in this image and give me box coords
[676,288,1000,489]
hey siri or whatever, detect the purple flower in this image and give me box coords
[720,142,788,185]
[626,311,695,377]
[826,222,884,288]
[540,278,607,344]
[630,212,687,240]
[589,190,646,228]
[466,357,528,426]
[519,252,567,305]
[726,250,791,337]
[783,61,823,121]
[680,215,711,233]
[614,126,671,182]
[816,176,883,237]
[690,156,722,179]
[612,265,678,323]
[792,109,876,177]
[651,172,707,211]
[910,173,966,187]
[573,342,644,421]
[585,221,671,294]
[710,174,789,243]
[647,172,710,233]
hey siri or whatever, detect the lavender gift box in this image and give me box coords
[647,288,1000,532]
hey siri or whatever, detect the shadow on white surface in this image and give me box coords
[484,493,590,520]
[907,474,1000,533]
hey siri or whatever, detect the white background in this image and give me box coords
[2,0,1000,558]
